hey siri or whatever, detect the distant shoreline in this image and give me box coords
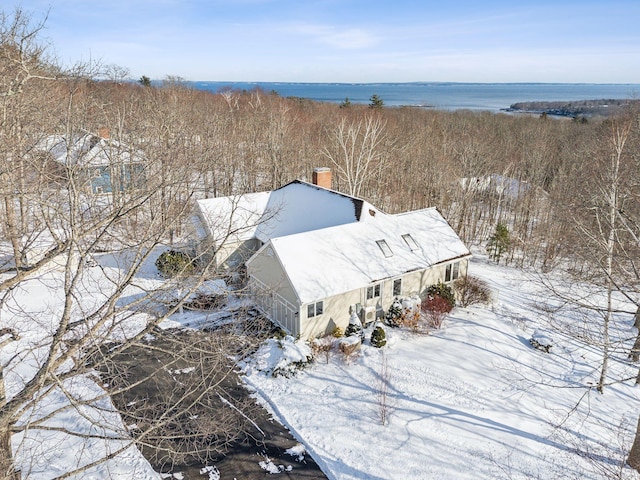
[503,98,640,118]
[194,81,640,86]
[190,81,640,112]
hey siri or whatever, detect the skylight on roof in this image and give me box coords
[376,239,393,258]
[402,233,419,251]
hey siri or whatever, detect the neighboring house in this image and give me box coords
[461,174,532,199]
[38,128,145,195]
[193,168,471,339]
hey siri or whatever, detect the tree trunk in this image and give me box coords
[3,197,23,271]
[596,132,622,394]
[0,428,17,480]
[628,415,640,472]
[631,308,640,363]
[0,366,18,480]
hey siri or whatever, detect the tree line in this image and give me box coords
[1,6,640,479]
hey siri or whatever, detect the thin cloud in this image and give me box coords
[291,24,379,49]
[7,0,640,82]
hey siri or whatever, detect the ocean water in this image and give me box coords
[190,81,640,112]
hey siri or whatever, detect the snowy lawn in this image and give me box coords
[1,243,265,479]
[243,254,640,480]
[4,244,640,479]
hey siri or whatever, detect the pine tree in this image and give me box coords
[385,299,403,327]
[371,325,387,348]
[155,250,195,278]
[339,97,352,109]
[486,222,510,264]
[345,311,365,341]
[369,94,384,109]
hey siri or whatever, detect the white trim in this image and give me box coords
[250,275,299,335]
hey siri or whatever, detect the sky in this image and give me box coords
[6,0,640,83]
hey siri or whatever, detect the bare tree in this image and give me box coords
[322,114,388,198]
[571,117,635,393]
[0,11,270,478]
[0,8,61,276]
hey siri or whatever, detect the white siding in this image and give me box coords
[297,259,469,339]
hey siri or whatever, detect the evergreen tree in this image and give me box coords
[486,222,510,264]
[138,75,151,87]
[155,250,194,278]
[345,311,365,341]
[385,299,403,327]
[371,325,387,348]
[339,97,352,109]
[369,94,384,109]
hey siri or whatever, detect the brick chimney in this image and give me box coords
[312,167,332,189]
[97,127,110,139]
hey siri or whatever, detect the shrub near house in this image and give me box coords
[422,282,455,329]
[156,250,195,278]
[371,325,387,348]
[454,275,492,307]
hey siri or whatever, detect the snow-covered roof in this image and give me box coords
[195,181,363,244]
[460,174,536,200]
[38,133,144,167]
[255,206,470,304]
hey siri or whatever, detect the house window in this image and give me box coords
[445,262,460,282]
[393,278,402,296]
[376,239,393,258]
[307,301,324,318]
[402,233,419,251]
[366,283,381,300]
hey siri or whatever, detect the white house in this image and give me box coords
[193,168,471,339]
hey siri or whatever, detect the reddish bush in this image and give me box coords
[423,294,454,314]
[421,294,453,329]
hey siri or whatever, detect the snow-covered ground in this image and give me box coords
[3,247,640,479]
[1,253,164,480]
[243,254,640,480]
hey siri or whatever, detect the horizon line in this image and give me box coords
[185,80,640,86]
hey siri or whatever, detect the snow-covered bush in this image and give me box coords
[401,308,422,333]
[530,330,553,353]
[385,299,403,327]
[371,325,387,348]
[252,336,314,377]
[338,336,361,360]
[310,336,334,364]
[345,311,365,342]
[454,275,492,307]
[155,249,195,278]
[332,326,344,338]
[345,323,363,340]
[273,327,288,340]
[183,293,225,311]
